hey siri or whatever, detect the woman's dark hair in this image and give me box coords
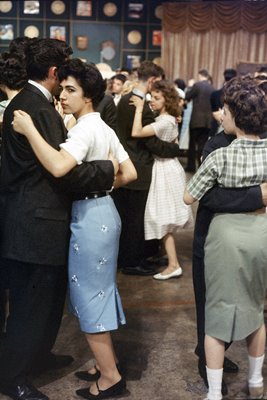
[151,80,181,118]
[0,52,27,90]
[57,58,106,108]
[223,77,267,135]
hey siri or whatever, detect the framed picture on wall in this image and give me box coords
[152,30,161,46]
[76,35,88,51]
[126,54,141,69]
[0,24,14,40]
[24,1,40,14]
[128,3,143,19]
[50,25,66,41]
[76,0,92,17]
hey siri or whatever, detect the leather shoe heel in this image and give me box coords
[76,378,129,399]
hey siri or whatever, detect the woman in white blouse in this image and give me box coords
[13,59,136,400]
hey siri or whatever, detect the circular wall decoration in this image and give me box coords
[155,5,163,20]
[103,2,117,17]
[0,1,12,13]
[127,30,142,45]
[24,25,39,38]
[153,57,162,66]
[51,0,65,15]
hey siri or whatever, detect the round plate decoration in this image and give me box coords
[127,30,142,45]
[51,0,65,15]
[153,57,162,66]
[24,25,39,38]
[103,2,117,17]
[0,1,12,13]
[155,5,163,20]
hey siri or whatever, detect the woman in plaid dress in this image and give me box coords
[184,77,267,400]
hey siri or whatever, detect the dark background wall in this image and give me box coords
[0,0,169,70]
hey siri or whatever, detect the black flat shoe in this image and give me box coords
[223,356,239,373]
[75,368,101,382]
[75,364,121,382]
[76,379,129,399]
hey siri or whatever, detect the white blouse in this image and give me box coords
[60,112,128,164]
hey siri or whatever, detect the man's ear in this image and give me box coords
[48,66,58,79]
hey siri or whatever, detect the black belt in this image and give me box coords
[73,191,109,201]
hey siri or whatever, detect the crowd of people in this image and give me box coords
[0,35,267,400]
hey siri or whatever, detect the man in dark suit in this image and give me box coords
[112,61,180,276]
[185,69,214,172]
[0,38,115,400]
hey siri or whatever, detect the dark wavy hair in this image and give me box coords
[25,38,73,81]
[0,52,27,90]
[57,58,106,108]
[151,80,181,118]
[223,77,267,135]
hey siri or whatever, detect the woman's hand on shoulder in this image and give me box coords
[13,110,35,136]
[129,95,144,111]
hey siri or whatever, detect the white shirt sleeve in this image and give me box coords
[59,123,94,165]
[109,129,129,164]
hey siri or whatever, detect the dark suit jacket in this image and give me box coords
[96,94,117,133]
[116,92,180,190]
[186,80,214,129]
[0,83,114,266]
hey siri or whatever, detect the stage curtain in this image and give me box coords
[161,2,267,87]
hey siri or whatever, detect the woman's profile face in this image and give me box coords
[59,76,89,118]
[221,104,236,134]
[150,90,165,113]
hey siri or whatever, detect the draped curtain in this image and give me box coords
[161,1,267,88]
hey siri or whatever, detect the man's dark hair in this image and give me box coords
[257,66,267,74]
[137,61,164,81]
[58,58,106,108]
[174,78,186,91]
[0,52,27,90]
[198,69,209,78]
[223,68,237,82]
[223,77,267,135]
[25,38,73,81]
[111,74,127,84]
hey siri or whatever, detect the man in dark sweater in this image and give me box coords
[112,61,180,275]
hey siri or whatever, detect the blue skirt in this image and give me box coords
[68,195,126,333]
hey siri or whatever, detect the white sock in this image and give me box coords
[206,366,223,400]
[248,354,264,388]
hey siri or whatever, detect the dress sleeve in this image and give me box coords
[150,120,164,138]
[186,152,219,200]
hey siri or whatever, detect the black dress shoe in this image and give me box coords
[122,266,155,276]
[0,382,49,400]
[76,378,128,399]
[198,359,228,396]
[223,356,239,373]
